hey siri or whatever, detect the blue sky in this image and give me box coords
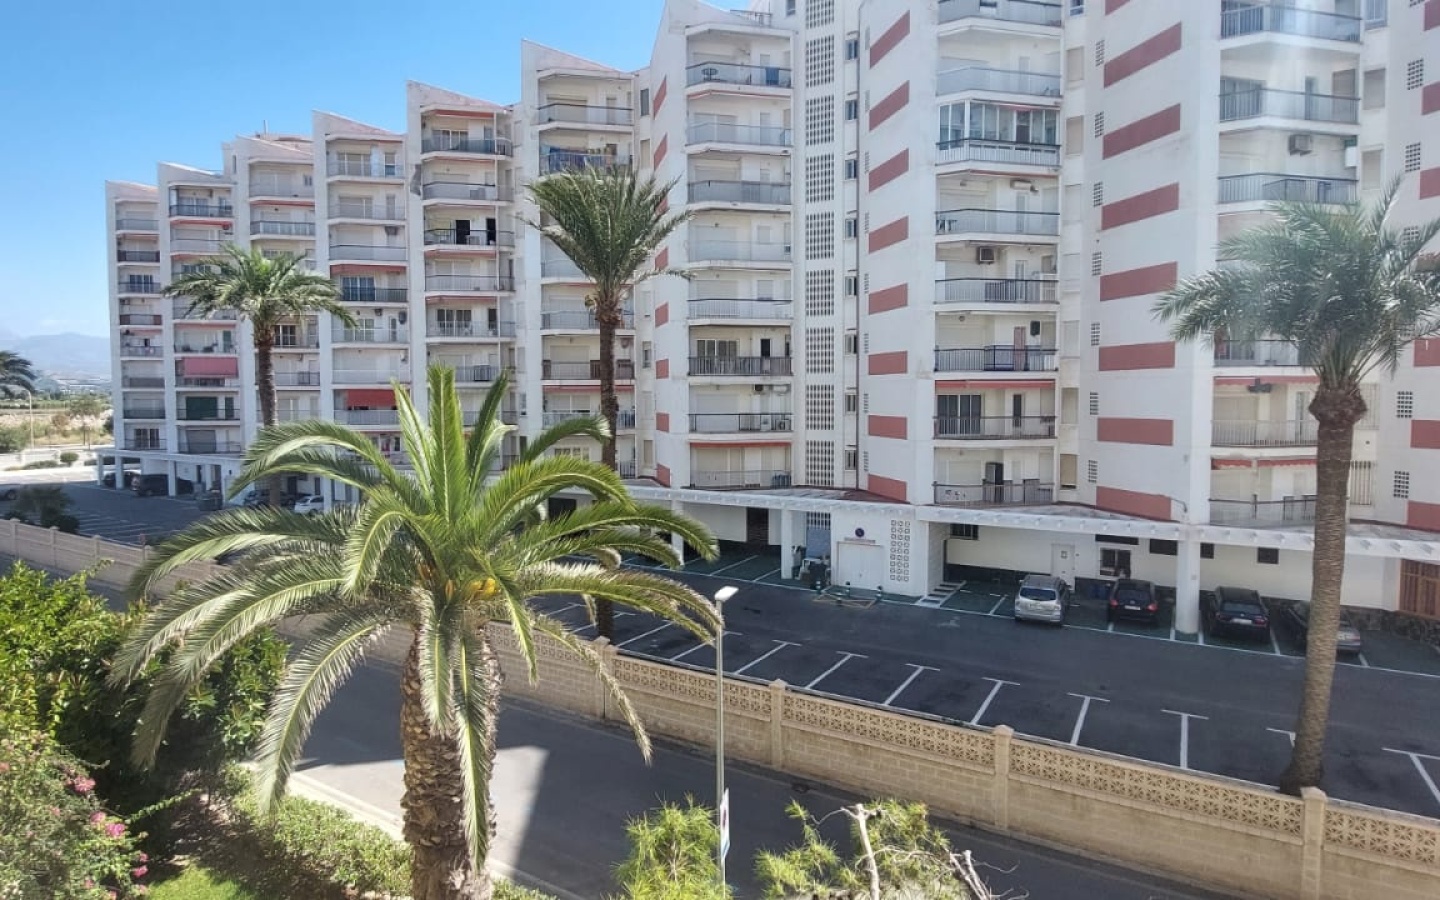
[0,0,737,338]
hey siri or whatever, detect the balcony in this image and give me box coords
[170,238,227,254]
[118,313,163,327]
[685,61,792,89]
[119,280,162,294]
[326,159,403,179]
[687,298,793,320]
[937,67,1062,99]
[169,203,233,218]
[936,139,1060,168]
[175,409,239,422]
[540,149,630,174]
[118,250,161,263]
[176,440,244,456]
[251,220,316,237]
[541,310,635,330]
[121,376,166,389]
[938,0,1062,27]
[464,409,519,427]
[333,327,408,344]
[341,287,408,304]
[688,356,793,376]
[420,182,512,204]
[423,229,516,249]
[274,335,320,350]
[537,103,634,127]
[172,303,237,320]
[340,409,401,427]
[688,180,792,205]
[1220,3,1361,43]
[420,136,513,156]
[934,415,1056,439]
[174,342,236,354]
[120,345,164,358]
[686,122,792,147]
[1217,174,1357,206]
[542,410,636,428]
[541,257,586,279]
[1213,339,1304,367]
[329,202,405,221]
[274,371,321,386]
[120,439,165,451]
[176,377,239,388]
[542,360,636,380]
[934,482,1056,506]
[689,412,794,433]
[934,346,1058,373]
[333,369,410,385]
[690,240,791,264]
[691,469,792,489]
[328,245,407,262]
[1212,419,1318,447]
[248,176,314,199]
[1209,497,1317,527]
[122,406,167,420]
[424,274,515,293]
[451,365,500,384]
[936,209,1059,238]
[427,321,517,339]
[116,217,159,231]
[1218,88,1359,125]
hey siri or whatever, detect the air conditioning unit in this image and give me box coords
[1288,134,1314,156]
[976,247,997,265]
[1343,146,1359,168]
[754,383,767,393]
[384,225,401,236]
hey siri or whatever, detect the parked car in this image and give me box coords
[131,473,170,497]
[291,495,326,515]
[1281,600,1364,656]
[1013,573,1071,625]
[1202,586,1271,642]
[1107,578,1160,625]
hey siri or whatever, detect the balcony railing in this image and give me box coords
[1220,3,1361,42]
[540,310,635,330]
[450,365,499,384]
[118,250,161,263]
[688,298,793,319]
[687,180,792,205]
[116,217,159,231]
[934,346,1058,372]
[251,220,316,236]
[937,67,1062,98]
[691,469,792,489]
[170,238,227,254]
[169,203,232,218]
[249,176,314,199]
[175,409,239,421]
[341,287,408,304]
[537,103,634,126]
[118,314,163,326]
[120,439,165,451]
[1209,497,1317,526]
[173,343,237,354]
[122,407,167,419]
[542,360,636,380]
[689,412,794,433]
[540,257,586,279]
[427,322,517,339]
[938,0,1062,27]
[333,327,408,344]
[934,482,1056,506]
[172,303,238,320]
[685,61,793,89]
[1213,339,1304,367]
[274,335,320,349]
[540,149,630,174]
[176,440,245,455]
[1217,174,1358,205]
[119,280,162,294]
[122,376,166,388]
[688,356,794,376]
[274,371,321,386]
[424,274,515,293]
[936,139,1060,167]
[341,409,400,427]
[119,345,163,357]
[937,209,1060,237]
[176,377,239,388]
[542,410,636,428]
[1218,88,1359,125]
[329,202,404,220]
[329,245,407,262]
[420,136,513,156]
[423,228,515,248]
[686,121,792,147]
[934,415,1056,439]
[332,369,409,385]
[326,159,403,178]
[691,240,792,262]
[1212,419,1318,447]
[420,182,512,203]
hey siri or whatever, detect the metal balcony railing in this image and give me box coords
[175,409,239,421]
[540,310,635,330]
[729,9,773,25]
[173,342,237,354]
[687,180,792,205]
[176,377,239,388]
[119,345,164,357]
[333,327,408,344]
[685,61,793,89]
[1217,174,1358,205]
[122,407,167,419]
[1218,88,1360,124]
[936,209,1060,236]
[689,413,794,433]
[933,415,1056,439]
[542,410,636,428]
[122,376,166,388]
[176,440,245,455]
[1212,419,1318,447]
[537,103,634,126]
[118,250,161,263]
[464,410,519,427]
[1220,3,1361,42]
[450,365,499,384]
[686,121,792,146]
[341,409,400,427]
[934,482,1056,506]
[420,182,512,203]
[540,149,630,174]
[1213,339,1305,367]
[172,303,238,320]
[427,322,517,339]
[420,136,513,156]
[116,217,159,231]
[934,347,1058,372]
[118,314,163,326]
[340,287,408,304]
[120,439,165,451]
[248,176,314,199]
[936,139,1060,167]
[120,280,162,294]
[329,202,405,220]
[170,238,227,254]
[423,229,515,248]
[688,356,793,376]
[332,369,410,385]
[691,469,792,489]
[424,274,515,293]
[937,67,1062,98]
[326,158,403,178]
[540,257,586,279]
[273,335,320,349]
[251,220,316,236]
[169,203,232,218]
[690,240,792,262]
[933,276,1057,307]
[688,298,793,319]
[273,371,321,386]
[329,245,407,262]
[541,360,637,380]
[938,0,1062,27]
[1209,497,1317,526]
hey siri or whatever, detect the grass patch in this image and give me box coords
[148,865,262,900]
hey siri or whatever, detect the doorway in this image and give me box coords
[1051,543,1076,586]
[745,507,769,547]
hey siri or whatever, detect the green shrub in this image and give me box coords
[20,459,60,469]
[0,425,26,453]
[615,798,729,900]
[59,451,79,466]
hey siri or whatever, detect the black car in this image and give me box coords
[1107,578,1159,625]
[1203,586,1271,642]
[1281,600,1365,656]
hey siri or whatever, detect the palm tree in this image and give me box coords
[165,246,354,503]
[530,167,692,639]
[1155,181,1440,794]
[110,366,721,900]
[0,350,36,399]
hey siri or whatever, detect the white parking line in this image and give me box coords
[617,624,675,648]
[1162,709,1209,770]
[670,631,738,662]
[805,652,867,690]
[1267,727,1296,747]
[708,555,758,577]
[1067,693,1109,746]
[883,664,938,708]
[969,677,1019,725]
[756,569,781,583]
[1384,749,1440,810]
[733,640,799,675]
[572,611,635,635]
[1356,652,1371,668]
[1269,627,1282,656]
[1196,629,1206,646]
[1106,621,1115,633]
[987,595,1008,615]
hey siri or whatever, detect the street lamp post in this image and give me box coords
[713,584,737,891]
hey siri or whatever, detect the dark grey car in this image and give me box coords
[1282,600,1364,656]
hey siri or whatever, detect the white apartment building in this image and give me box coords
[102,0,1440,629]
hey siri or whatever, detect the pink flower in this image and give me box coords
[69,776,96,795]
[49,806,60,816]
[0,762,10,773]
[131,865,147,879]
[104,822,126,838]
[135,852,147,863]
[90,811,106,825]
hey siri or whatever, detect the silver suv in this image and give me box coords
[1013,574,1071,625]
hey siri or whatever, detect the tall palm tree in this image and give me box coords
[110,366,721,900]
[165,247,354,502]
[0,350,36,399]
[530,167,692,639]
[1155,181,1440,794]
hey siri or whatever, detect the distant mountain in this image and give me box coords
[0,332,112,379]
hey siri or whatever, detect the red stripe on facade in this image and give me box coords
[656,412,669,433]
[869,11,910,66]
[1105,0,1134,11]
[1427,0,1440,30]
[868,149,910,192]
[1417,338,1440,366]
[1102,105,1182,159]
[655,464,670,487]
[867,415,907,439]
[868,283,908,314]
[1098,341,1176,371]
[1412,420,1440,449]
[653,77,667,114]
[655,302,668,327]
[1425,83,1440,115]
[868,217,909,252]
[1097,417,1175,446]
[868,82,910,131]
[1104,24,1183,88]
[656,359,669,379]
[653,135,668,167]
[1421,168,1440,199]
[867,351,907,375]
[656,247,669,270]
[1096,486,1173,521]
[867,473,908,502]
[1099,262,1179,301]
[1101,183,1180,230]
[1408,500,1440,531]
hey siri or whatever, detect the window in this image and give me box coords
[1092,182,1104,206]
[639,88,650,116]
[1363,68,1386,109]
[642,342,653,369]
[551,447,590,460]
[1395,470,1411,499]
[1099,548,1130,577]
[1400,560,1440,620]
[844,217,858,238]
[845,38,859,60]
[844,392,857,412]
[1150,539,1178,556]
[1397,390,1415,418]
[786,0,795,14]
[844,99,858,121]
[950,523,979,540]
[1093,112,1105,137]
[1406,143,1422,172]
[1086,459,1098,483]
[1090,322,1101,346]
[844,157,858,179]
[694,339,737,357]
[1201,543,1214,559]
[1095,535,1139,546]
[844,333,858,355]
[844,275,858,296]
[1257,547,1280,565]
[1094,40,1105,67]
[845,448,858,470]
[1407,59,1424,90]
[1088,392,1099,415]
[942,103,1058,146]
[1091,252,1103,276]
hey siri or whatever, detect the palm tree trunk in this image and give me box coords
[401,638,496,900]
[1279,385,1366,795]
[594,291,621,640]
[253,330,282,507]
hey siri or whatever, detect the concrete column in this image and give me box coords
[167,460,179,498]
[779,508,795,579]
[992,725,1013,831]
[769,680,787,769]
[1299,786,1326,900]
[93,454,104,485]
[1174,535,1202,635]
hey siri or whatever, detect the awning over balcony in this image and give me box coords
[343,388,400,406]
[1212,457,1315,469]
[179,357,239,377]
[936,379,1055,390]
[1215,375,1317,386]
[688,440,791,449]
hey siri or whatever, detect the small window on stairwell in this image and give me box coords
[1397,390,1414,419]
[1395,470,1412,499]
[950,523,979,540]
[1407,60,1424,90]
[1405,143,1422,173]
[1257,548,1280,565]
[1086,460,1098,483]
[1088,392,1099,415]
